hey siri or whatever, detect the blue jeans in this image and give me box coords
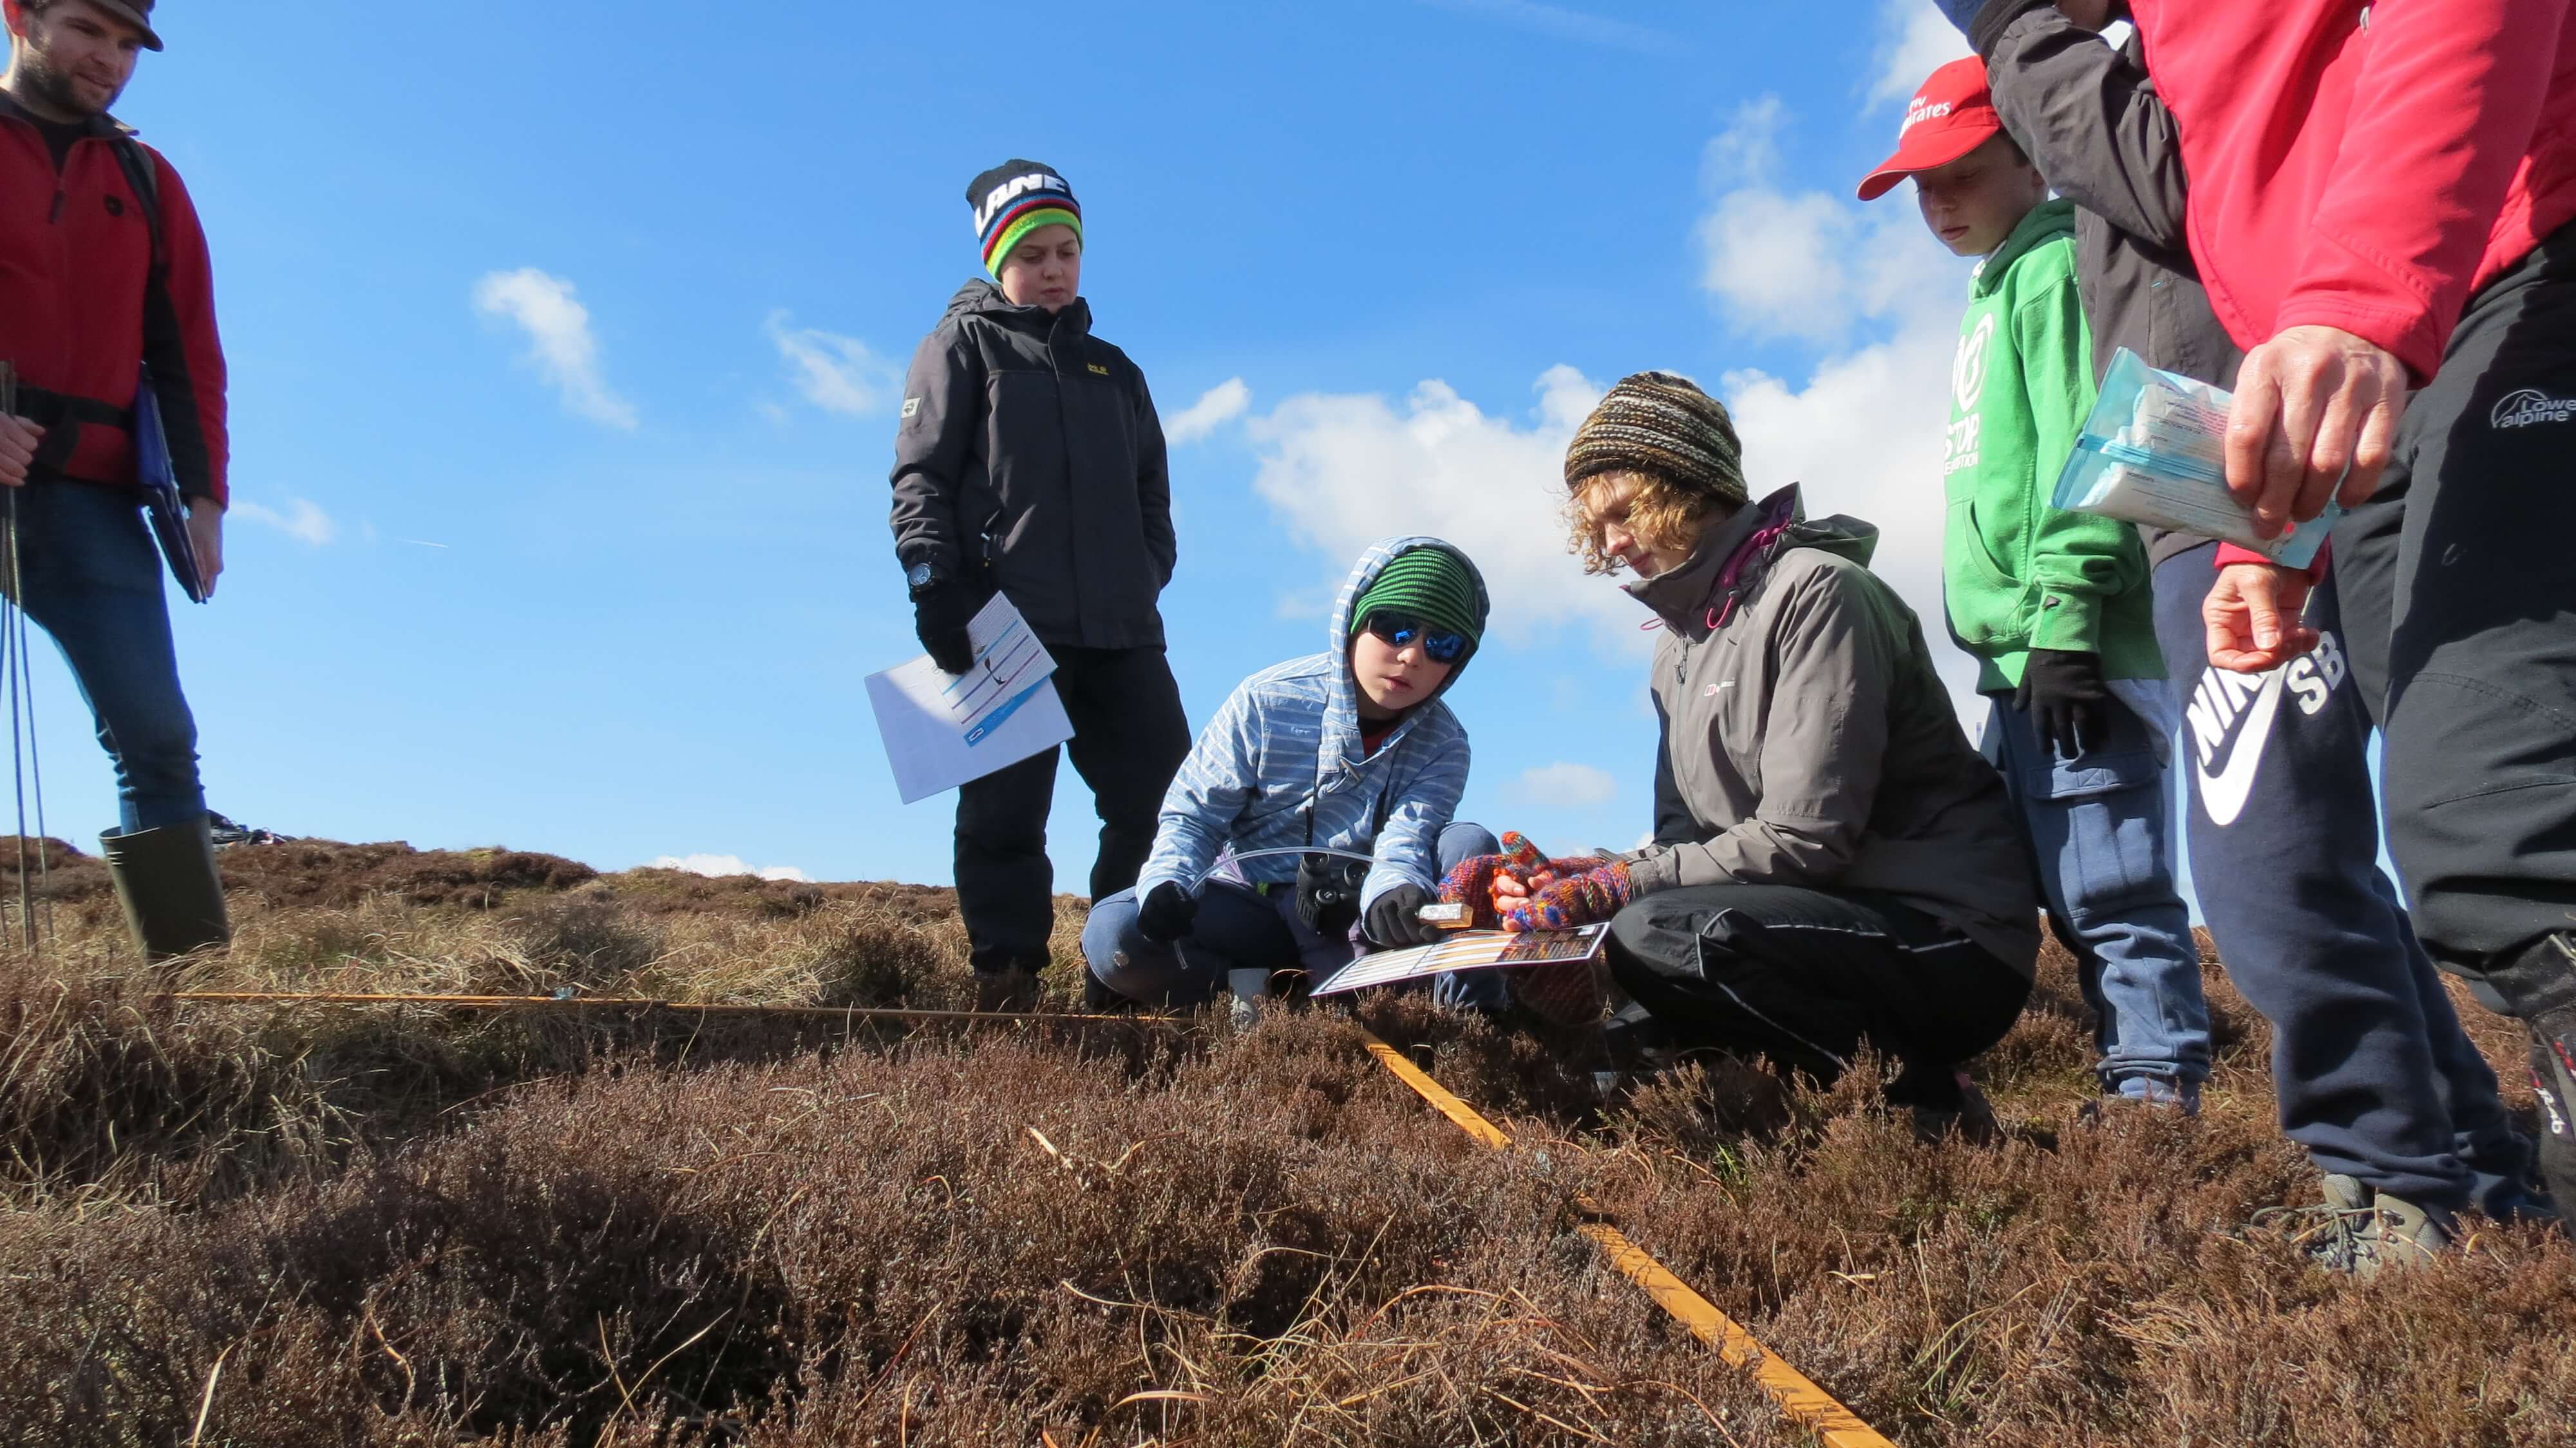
[1084,822,1508,1011]
[1984,689,2212,1096]
[8,482,203,832]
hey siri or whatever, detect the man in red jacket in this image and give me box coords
[1942,0,2576,1214]
[0,0,231,960]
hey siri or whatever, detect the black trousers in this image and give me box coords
[954,644,1189,976]
[2334,224,2576,976]
[1605,884,2032,1109]
[2332,223,2576,1209]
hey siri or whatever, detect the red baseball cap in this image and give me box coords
[1856,56,2002,201]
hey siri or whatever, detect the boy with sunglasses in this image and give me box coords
[1083,538,1502,1011]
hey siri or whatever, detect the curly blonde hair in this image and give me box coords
[1564,469,1730,576]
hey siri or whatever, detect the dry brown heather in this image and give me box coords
[1,837,2570,1447]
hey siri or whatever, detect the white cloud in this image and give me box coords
[1245,365,1627,650]
[472,267,636,430]
[1870,0,1973,106]
[229,497,336,546]
[1696,88,1985,713]
[766,310,900,416]
[1166,377,1251,444]
[1515,762,1618,809]
[1414,0,1675,52]
[1695,97,1956,343]
[649,853,813,883]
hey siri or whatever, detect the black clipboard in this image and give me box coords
[131,363,206,604]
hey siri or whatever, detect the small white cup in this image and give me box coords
[1227,967,1269,1029]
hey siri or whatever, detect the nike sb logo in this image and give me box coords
[2185,629,2348,827]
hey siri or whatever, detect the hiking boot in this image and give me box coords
[2119,1073,2202,1115]
[204,810,290,848]
[2492,933,2576,1215]
[1910,1071,2005,1147]
[99,815,230,962]
[972,967,1041,1014]
[2252,1174,2453,1277]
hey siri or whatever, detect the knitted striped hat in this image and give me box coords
[1564,371,1747,510]
[967,158,1084,278]
[1352,547,1485,651]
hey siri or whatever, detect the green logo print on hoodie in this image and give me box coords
[1942,198,2161,694]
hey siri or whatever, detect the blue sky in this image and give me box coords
[33,0,2013,886]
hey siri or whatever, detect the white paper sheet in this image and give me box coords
[864,595,1074,805]
[1311,925,1609,996]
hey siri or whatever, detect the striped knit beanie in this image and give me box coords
[967,158,1084,278]
[1564,371,1747,509]
[1352,547,1485,650]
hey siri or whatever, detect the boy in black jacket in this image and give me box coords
[889,158,1190,1013]
[1975,0,2548,1268]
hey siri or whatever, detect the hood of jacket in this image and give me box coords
[1625,485,1879,641]
[1972,198,2077,301]
[1320,536,1490,790]
[940,276,1094,338]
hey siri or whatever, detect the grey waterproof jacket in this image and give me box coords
[1622,486,2041,978]
[1980,8,2243,568]
[889,280,1175,650]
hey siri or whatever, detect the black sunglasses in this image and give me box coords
[1361,612,1472,664]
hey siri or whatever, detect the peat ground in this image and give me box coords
[1,837,2568,1445]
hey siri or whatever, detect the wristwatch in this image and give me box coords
[905,561,940,596]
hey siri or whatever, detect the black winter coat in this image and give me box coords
[889,280,1174,649]
[1979,6,2244,568]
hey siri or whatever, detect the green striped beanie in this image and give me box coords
[967,158,1084,278]
[1352,548,1485,650]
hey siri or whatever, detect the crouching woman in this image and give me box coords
[1513,373,2038,1118]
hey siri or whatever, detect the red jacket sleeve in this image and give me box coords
[139,149,229,506]
[2274,0,2573,380]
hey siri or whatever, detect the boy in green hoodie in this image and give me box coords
[1862,57,2210,1110]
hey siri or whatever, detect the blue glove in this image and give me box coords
[1929,0,1986,34]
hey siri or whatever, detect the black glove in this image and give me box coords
[1363,884,1440,949]
[2014,648,2112,757]
[1135,881,1198,944]
[911,580,977,675]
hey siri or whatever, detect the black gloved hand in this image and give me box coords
[1363,884,1440,949]
[1135,881,1198,944]
[2014,647,2112,757]
[911,580,978,675]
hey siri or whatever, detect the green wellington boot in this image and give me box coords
[99,815,231,962]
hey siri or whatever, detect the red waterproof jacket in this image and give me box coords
[2128,0,2576,383]
[0,97,227,504]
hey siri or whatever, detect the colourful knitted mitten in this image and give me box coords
[1437,832,1548,929]
[1501,859,1633,933]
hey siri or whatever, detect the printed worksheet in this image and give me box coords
[865,594,1073,805]
[1311,925,1609,996]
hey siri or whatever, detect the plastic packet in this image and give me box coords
[2050,348,2338,568]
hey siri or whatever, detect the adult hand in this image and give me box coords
[2014,649,2112,756]
[2224,325,2409,537]
[1363,884,1441,948]
[911,580,976,674]
[1501,860,1633,934]
[185,497,223,598]
[2203,561,2318,674]
[1135,881,1198,944]
[0,415,44,486]
[1437,834,1546,929]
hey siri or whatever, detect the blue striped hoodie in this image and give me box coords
[1135,537,1486,911]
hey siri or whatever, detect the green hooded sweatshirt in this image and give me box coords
[1942,197,2159,692]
